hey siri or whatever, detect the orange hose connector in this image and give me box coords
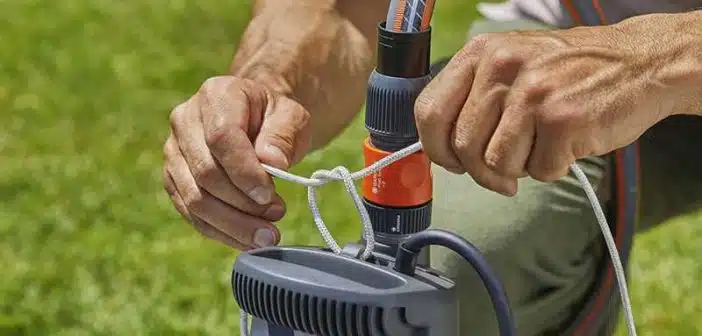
[361,138,432,207]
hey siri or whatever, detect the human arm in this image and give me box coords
[162,0,390,250]
[414,9,702,196]
[231,0,390,152]
[616,11,702,117]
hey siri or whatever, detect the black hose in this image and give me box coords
[394,229,516,336]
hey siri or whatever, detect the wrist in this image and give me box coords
[614,11,702,117]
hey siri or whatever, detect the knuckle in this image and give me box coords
[518,72,553,103]
[204,122,229,149]
[490,47,523,73]
[199,76,233,95]
[466,33,491,52]
[536,103,585,133]
[221,154,249,180]
[452,36,487,68]
[182,188,207,213]
[414,94,439,124]
[169,103,187,130]
[198,76,237,108]
[456,33,491,64]
[191,159,218,186]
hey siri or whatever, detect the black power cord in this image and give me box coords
[394,229,516,336]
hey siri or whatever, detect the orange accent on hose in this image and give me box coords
[421,0,436,30]
[393,0,408,31]
[361,138,432,207]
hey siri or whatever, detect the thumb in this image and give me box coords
[254,95,312,170]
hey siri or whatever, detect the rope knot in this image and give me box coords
[309,166,353,185]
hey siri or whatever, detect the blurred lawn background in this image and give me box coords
[0,0,699,335]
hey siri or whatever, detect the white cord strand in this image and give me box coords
[569,163,637,336]
[240,141,637,336]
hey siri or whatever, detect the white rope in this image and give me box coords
[256,142,422,260]
[570,163,637,336]
[240,141,637,336]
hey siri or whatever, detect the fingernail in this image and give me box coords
[263,204,285,221]
[262,144,289,168]
[253,228,276,247]
[248,186,272,205]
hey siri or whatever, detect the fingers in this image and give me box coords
[527,104,581,182]
[254,95,312,170]
[415,44,481,173]
[452,84,518,196]
[192,76,278,207]
[484,97,535,179]
[527,130,573,182]
[164,121,284,222]
[445,36,525,196]
[163,165,248,250]
[164,135,281,249]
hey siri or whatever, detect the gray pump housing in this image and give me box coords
[232,246,457,335]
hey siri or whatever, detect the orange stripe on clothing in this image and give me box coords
[560,0,584,25]
[592,0,608,24]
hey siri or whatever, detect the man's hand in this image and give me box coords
[163,76,311,250]
[415,23,680,196]
[162,0,390,249]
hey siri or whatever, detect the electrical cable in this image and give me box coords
[394,229,515,336]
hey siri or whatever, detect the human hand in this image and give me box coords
[163,76,311,250]
[415,26,671,196]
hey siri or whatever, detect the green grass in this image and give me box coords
[0,0,699,335]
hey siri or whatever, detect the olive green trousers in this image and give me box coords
[429,18,702,335]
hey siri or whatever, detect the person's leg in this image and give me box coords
[429,18,614,335]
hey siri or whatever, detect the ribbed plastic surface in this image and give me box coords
[234,272,386,336]
[364,199,431,235]
[364,71,432,148]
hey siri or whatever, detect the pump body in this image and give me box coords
[233,247,457,335]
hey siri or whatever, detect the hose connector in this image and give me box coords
[362,21,433,251]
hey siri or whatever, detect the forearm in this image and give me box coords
[614,10,702,117]
[231,0,389,151]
